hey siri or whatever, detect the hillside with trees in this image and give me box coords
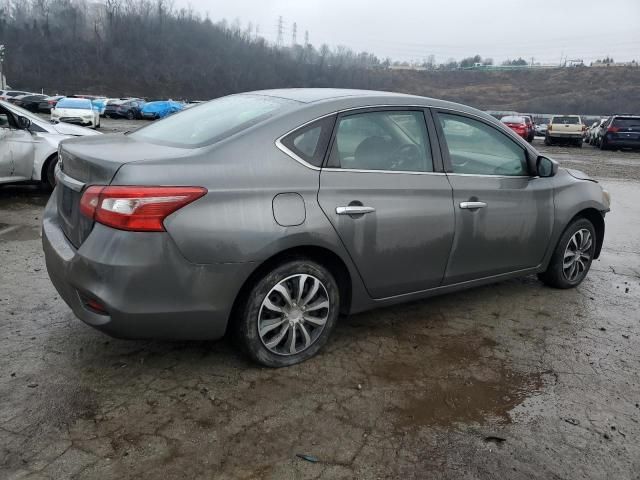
[1,0,638,115]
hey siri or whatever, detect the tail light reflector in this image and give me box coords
[80,186,207,232]
[607,126,619,133]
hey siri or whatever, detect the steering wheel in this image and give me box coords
[390,144,421,170]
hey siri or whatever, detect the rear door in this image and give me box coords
[433,110,554,284]
[318,108,455,299]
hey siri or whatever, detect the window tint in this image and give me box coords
[130,94,295,148]
[328,110,433,172]
[0,113,11,128]
[438,113,528,176]
[280,116,335,167]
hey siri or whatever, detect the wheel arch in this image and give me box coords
[39,151,59,184]
[571,207,605,259]
[228,245,353,334]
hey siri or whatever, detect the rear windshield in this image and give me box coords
[612,118,640,128]
[129,94,296,148]
[552,116,580,125]
[501,116,525,123]
[56,98,92,109]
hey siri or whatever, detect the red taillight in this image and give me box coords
[607,126,620,133]
[80,186,207,232]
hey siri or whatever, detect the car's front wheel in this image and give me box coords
[41,154,58,190]
[235,259,340,367]
[538,218,597,289]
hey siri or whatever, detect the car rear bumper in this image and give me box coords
[604,136,640,148]
[547,132,583,139]
[42,188,255,340]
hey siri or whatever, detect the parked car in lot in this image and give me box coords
[140,100,184,119]
[535,123,548,137]
[500,115,530,141]
[43,89,610,367]
[105,99,144,119]
[38,95,65,113]
[598,115,640,150]
[0,90,30,101]
[545,115,583,147]
[0,100,99,188]
[51,97,101,129]
[12,94,48,112]
[522,115,536,142]
[91,98,108,117]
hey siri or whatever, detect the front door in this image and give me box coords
[318,108,455,299]
[0,106,34,180]
[434,111,554,284]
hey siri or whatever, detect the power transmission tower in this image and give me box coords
[276,16,284,46]
[304,30,309,46]
[292,22,297,45]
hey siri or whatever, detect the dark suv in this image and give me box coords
[598,115,640,150]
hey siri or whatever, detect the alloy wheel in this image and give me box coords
[258,274,330,356]
[563,228,593,282]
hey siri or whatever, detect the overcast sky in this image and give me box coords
[174,0,639,64]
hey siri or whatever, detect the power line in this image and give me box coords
[276,16,284,47]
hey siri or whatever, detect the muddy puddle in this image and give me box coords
[371,333,543,429]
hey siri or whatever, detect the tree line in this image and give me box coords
[1,0,638,114]
[0,0,397,98]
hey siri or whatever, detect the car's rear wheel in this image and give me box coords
[127,111,134,120]
[235,259,340,367]
[538,218,596,289]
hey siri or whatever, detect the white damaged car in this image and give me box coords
[0,100,100,188]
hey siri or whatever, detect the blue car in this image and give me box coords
[91,98,108,117]
[140,100,184,120]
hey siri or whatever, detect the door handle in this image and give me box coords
[459,201,487,210]
[336,206,376,215]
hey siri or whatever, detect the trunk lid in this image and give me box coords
[57,134,192,247]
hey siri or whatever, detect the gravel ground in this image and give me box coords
[1,124,640,479]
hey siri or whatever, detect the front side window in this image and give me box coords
[438,113,528,176]
[328,110,433,172]
[280,116,335,167]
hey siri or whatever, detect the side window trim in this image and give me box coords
[433,109,532,177]
[276,113,337,170]
[322,106,439,174]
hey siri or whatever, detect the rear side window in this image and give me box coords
[280,116,336,167]
[552,116,580,125]
[130,94,296,148]
[327,110,433,172]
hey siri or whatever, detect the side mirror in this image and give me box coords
[537,156,558,177]
[18,116,31,130]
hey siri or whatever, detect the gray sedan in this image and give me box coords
[42,89,610,367]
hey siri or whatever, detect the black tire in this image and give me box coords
[576,140,583,148]
[235,259,340,367]
[42,154,58,190]
[600,139,608,150]
[538,218,597,289]
[544,137,552,146]
[126,110,134,120]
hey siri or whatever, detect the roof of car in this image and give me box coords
[249,88,415,103]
